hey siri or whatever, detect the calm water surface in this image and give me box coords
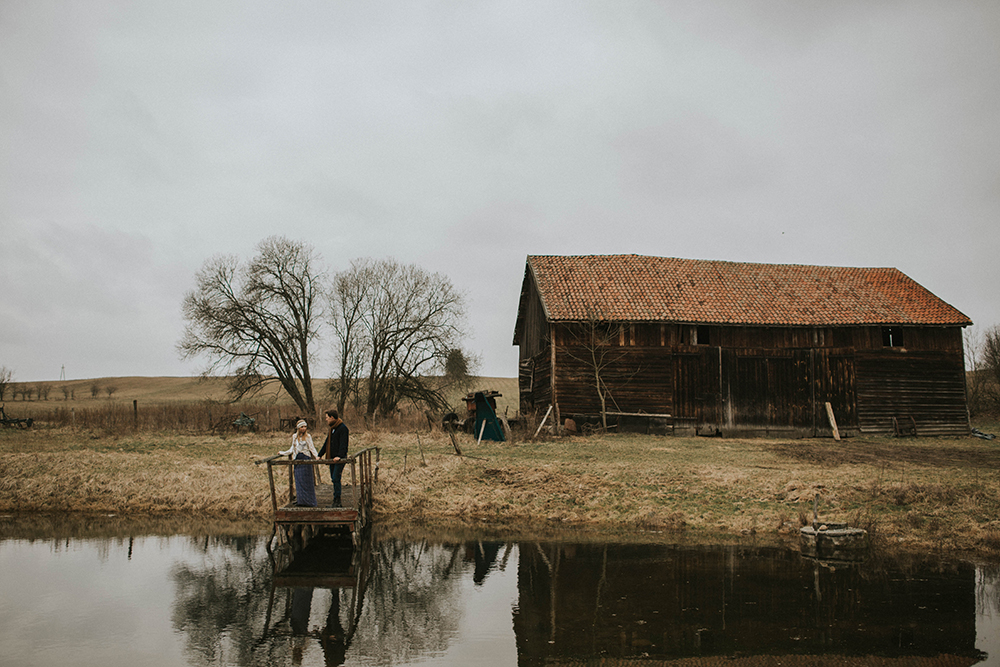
[1,525,999,666]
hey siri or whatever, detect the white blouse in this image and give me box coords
[280,433,318,459]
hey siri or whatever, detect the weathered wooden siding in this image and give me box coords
[853,326,963,352]
[517,322,968,436]
[546,342,859,435]
[813,349,859,432]
[539,322,963,353]
[519,349,553,415]
[552,345,673,416]
[855,350,969,436]
[517,274,549,361]
[681,347,856,434]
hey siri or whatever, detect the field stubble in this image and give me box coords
[2,423,1000,558]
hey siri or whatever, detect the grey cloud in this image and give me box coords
[2,0,998,380]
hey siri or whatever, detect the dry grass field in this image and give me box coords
[2,410,999,559]
[3,375,520,431]
[8,376,237,403]
[6,375,520,410]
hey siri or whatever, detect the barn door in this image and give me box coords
[731,353,770,427]
[720,349,812,431]
[673,348,720,430]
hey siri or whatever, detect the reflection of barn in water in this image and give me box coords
[514,543,982,665]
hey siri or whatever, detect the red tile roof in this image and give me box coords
[521,255,971,327]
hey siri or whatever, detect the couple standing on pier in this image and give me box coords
[279,409,349,507]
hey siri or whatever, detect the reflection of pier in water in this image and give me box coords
[261,532,372,666]
[514,543,984,665]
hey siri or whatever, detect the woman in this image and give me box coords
[279,419,319,507]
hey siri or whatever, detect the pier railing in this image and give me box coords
[258,447,381,516]
[351,446,379,523]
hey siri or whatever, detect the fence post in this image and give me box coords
[350,459,357,505]
[133,400,138,430]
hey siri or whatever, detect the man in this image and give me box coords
[318,409,349,506]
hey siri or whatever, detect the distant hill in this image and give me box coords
[13,376,520,415]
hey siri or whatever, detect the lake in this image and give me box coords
[1,518,998,666]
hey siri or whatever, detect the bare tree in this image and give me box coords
[327,262,373,416]
[328,258,470,419]
[564,310,635,432]
[965,328,990,417]
[105,385,118,399]
[90,382,101,399]
[0,367,12,401]
[982,325,1000,414]
[61,385,71,401]
[179,236,324,416]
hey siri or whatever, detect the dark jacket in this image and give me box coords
[320,421,349,460]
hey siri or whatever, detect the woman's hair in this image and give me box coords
[296,419,307,429]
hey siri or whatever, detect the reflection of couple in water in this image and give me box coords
[290,586,348,666]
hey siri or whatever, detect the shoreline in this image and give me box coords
[2,427,998,561]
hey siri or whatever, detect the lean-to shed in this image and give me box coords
[513,255,973,437]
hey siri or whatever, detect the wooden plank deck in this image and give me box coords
[275,485,359,526]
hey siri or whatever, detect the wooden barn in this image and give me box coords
[513,255,973,437]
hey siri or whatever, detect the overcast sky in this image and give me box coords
[2,1,998,382]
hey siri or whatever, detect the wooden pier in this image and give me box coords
[259,446,380,548]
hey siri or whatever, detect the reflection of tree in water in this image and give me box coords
[169,533,507,665]
[346,538,472,664]
[170,535,275,666]
[978,563,1000,616]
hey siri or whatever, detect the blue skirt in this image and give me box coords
[293,453,317,507]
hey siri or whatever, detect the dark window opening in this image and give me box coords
[695,325,712,346]
[882,326,904,347]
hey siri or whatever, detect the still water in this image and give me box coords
[1,524,999,666]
